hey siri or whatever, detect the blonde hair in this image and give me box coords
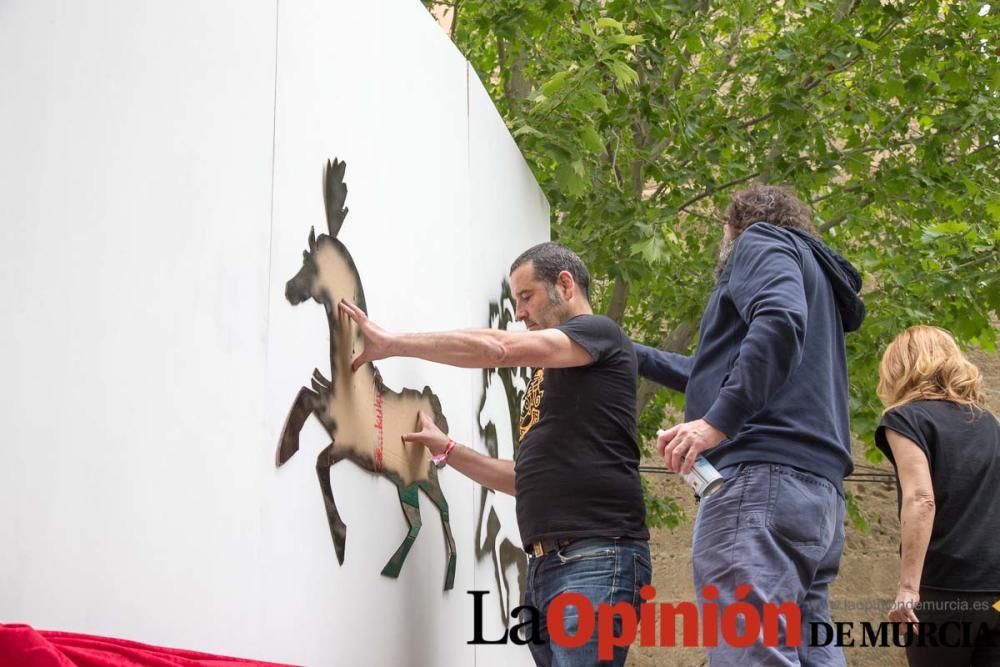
[877,325,986,412]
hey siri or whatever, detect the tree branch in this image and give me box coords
[449,0,461,40]
[948,253,997,274]
[605,132,625,192]
[649,180,668,202]
[739,17,903,131]
[674,171,761,212]
[810,184,863,205]
[818,194,874,232]
[606,276,630,324]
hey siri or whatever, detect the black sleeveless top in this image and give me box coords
[877,400,1000,591]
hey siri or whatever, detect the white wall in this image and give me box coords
[0,1,547,665]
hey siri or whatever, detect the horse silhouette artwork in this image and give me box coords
[475,281,529,626]
[277,158,457,590]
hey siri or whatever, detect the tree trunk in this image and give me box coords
[605,276,629,324]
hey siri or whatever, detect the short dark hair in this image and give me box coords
[510,242,590,302]
[724,184,818,237]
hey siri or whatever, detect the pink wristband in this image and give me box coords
[432,439,457,468]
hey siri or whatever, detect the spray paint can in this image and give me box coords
[683,457,725,498]
[657,430,725,498]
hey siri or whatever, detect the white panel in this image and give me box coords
[0,0,279,657]
[264,1,484,665]
[0,0,549,664]
[465,66,549,667]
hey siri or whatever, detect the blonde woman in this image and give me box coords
[876,325,1000,666]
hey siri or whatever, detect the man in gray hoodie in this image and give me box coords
[636,185,865,666]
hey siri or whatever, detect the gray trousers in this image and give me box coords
[692,463,847,666]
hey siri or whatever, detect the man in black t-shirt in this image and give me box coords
[339,242,650,667]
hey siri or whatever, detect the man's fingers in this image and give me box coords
[668,436,687,474]
[655,430,666,458]
[351,352,366,373]
[404,412,436,443]
[417,411,437,434]
[682,446,699,475]
[658,425,679,443]
[338,298,363,321]
[656,427,678,460]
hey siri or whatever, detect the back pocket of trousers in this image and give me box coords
[767,470,833,547]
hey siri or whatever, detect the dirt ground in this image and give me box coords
[627,347,1000,666]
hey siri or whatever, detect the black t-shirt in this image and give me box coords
[513,314,649,545]
[876,400,1000,591]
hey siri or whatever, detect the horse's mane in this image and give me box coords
[324,158,349,237]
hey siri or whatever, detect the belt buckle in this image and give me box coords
[532,542,544,558]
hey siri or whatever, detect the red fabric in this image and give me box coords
[0,625,297,667]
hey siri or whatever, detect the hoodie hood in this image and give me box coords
[786,227,866,332]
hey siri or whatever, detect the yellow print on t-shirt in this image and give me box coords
[519,369,545,440]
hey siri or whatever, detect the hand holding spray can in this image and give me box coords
[656,429,725,498]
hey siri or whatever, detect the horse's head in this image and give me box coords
[284,226,321,305]
[284,159,365,311]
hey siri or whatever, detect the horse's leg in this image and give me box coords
[500,538,530,640]
[381,482,422,580]
[419,475,458,591]
[482,507,510,620]
[276,386,319,466]
[488,512,511,620]
[500,537,528,611]
[316,443,348,565]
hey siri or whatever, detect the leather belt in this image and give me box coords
[525,537,576,558]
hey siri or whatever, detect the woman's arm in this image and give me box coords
[884,428,936,626]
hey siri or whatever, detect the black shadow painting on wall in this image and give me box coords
[475,281,530,624]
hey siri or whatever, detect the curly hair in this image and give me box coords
[724,184,818,238]
[877,325,986,412]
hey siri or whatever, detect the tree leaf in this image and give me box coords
[606,59,639,88]
[580,124,604,153]
[540,70,572,97]
[611,34,645,46]
[596,17,625,32]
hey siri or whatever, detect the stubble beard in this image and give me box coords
[541,286,571,327]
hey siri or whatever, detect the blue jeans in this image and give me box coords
[522,537,652,667]
[693,463,846,667]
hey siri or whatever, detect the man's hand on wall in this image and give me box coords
[401,410,450,456]
[339,298,395,371]
[656,419,728,474]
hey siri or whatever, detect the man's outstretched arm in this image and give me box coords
[338,299,592,370]
[633,342,693,392]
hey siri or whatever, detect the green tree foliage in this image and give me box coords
[424,0,999,526]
